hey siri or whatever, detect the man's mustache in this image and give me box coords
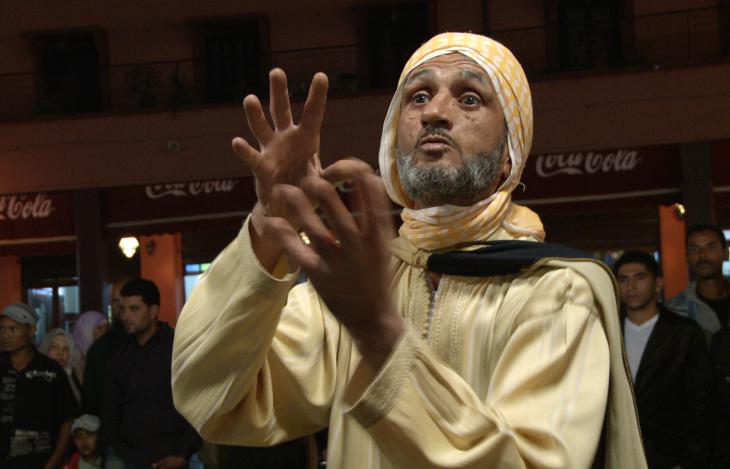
[416,128,459,149]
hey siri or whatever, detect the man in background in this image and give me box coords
[668,223,730,340]
[0,303,78,468]
[82,278,130,414]
[101,278,200,469]
[615,251,714,469]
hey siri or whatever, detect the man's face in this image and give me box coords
[0,316,36,353]
[47,334,71,368]
[687,230,728,279]
[617,262,661,312]
[396,53,510,208]
[120,295,157,338]
[72,429,99,460]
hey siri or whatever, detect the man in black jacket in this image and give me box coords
[101,278,201,469]
[711,327,730,468]
[614,251,714,469]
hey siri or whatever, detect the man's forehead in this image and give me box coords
[617,262,651,275]
[121,295,143,304]
[688,230,723,245]
[0,316,23,326]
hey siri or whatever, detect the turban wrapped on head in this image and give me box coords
[378,32,544,251]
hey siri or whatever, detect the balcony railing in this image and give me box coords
[0,6,726,123]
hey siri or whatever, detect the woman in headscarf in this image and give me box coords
[40,328,83,404]
[72,310,108,372]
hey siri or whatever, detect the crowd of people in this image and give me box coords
[1,31,729,469]
[0,279,201,469]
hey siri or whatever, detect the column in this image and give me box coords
[73,189,106,312]
[680,141,714,227]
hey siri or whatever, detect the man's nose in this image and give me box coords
[420,92,453,129]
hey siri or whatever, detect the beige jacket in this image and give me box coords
[172,217,646,468]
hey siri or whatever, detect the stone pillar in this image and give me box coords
[680,141,714,227]
[73,189,106,313]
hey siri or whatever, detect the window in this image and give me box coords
[34,32,103,114]
[558,0,622,70]
[199,18,267,103]
[184,262,211,302]
[359,2,432,90]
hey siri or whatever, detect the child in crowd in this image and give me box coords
[63,414,125,469]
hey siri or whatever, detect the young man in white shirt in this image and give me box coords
[615,251,714,469]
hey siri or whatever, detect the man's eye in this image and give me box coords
[461,95,480,105]
[412,93,429,104]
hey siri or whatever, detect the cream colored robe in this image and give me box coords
[172,217,646,469]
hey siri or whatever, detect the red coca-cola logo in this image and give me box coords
[0,194,55,221]
[535,149,640,178]
[145,179,239,199]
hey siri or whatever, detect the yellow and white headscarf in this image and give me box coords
[379,32,545,251]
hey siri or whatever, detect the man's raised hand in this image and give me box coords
[232,68,328,217]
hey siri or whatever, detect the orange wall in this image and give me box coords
[0,256,22,308]
[139,234,184,328]
[659,205,689,298]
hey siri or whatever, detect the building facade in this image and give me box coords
[0,0,728,331]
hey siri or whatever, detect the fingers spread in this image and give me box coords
[269,69,293,131]
[231,137,261,171]
[300,72,329,133]
[243,95,274,145]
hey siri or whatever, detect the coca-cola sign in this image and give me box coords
[517,144,682,212]
[0,193,55,221]
[104,177,257,234]
[145,179,239,199]
[535,149,640,178]
[0,190,74,241]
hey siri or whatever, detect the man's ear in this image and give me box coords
[150,305,159,321]
[655,276,665,297]
[500,137,511,180]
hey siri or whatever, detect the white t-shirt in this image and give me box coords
[623,314,659,382]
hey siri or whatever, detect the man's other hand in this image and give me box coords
[263,158,405,370]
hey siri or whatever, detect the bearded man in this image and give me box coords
[171,33,645,469]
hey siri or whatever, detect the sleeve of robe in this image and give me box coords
[171,216,341,445]
[172,216,610,468]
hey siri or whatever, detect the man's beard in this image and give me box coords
[396,131,507,207]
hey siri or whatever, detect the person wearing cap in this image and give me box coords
[62,414,125,469]
[171,33,645,468]
[0,302,79,469]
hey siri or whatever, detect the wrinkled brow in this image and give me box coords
[460,69,487,84]
[404,68,433,85]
